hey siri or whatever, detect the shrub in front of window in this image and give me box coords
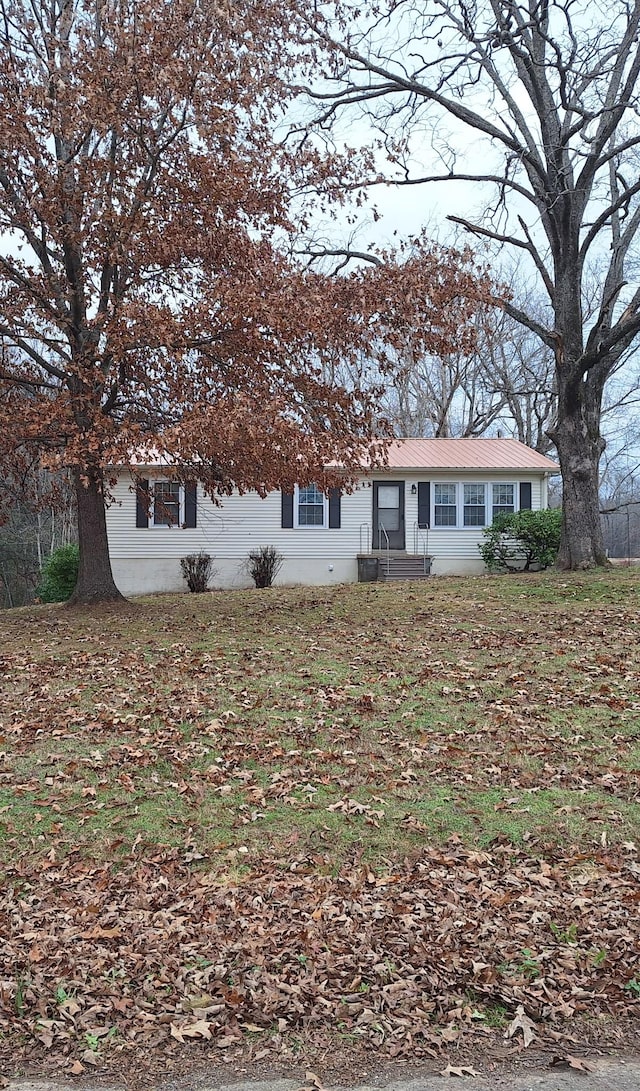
[36,543,80,602]
[180,551,214,593]
[246,545,284,588]
[479,509,562,573]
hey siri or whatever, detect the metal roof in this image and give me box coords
[121,437,559,474]
[382,438,559,472]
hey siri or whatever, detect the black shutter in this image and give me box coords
[184,481,197,527]
[136,479,150,528]
[418,481,430,528]
[519,482,532,510]
[328,487,341,529]
[281,490,294,528]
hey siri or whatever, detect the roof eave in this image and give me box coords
[374,465,559,473]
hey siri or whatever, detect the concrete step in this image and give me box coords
[378,571,431,581]
[377,555,432,581]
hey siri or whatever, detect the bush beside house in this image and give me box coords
[479,510,562,572]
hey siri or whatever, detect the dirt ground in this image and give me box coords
[5,1027,640,1091]
[6,1055,640,1091]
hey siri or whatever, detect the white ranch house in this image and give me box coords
[106,437,559,594]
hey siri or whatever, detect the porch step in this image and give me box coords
[377,554,432,582]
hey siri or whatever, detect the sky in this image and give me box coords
[302,101,640,496]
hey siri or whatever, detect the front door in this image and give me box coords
[373,480,405,549]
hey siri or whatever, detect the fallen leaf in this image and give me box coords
[296,1075,329,1091]
[548,1030,578,1043]
[551,1055,598,1073]
[182,992,216,1011]
[2,586,640,1075]
[439,1063,479,1077]
[79,926,122,939]
[180,1019,213,1040]
[505,1004,537,1047]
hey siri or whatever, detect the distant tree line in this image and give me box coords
[0,468,75,608]
[601,504,640,560]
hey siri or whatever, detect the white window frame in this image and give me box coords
[150,478,184,528]
[431,481,520,529]
[433,483,458,527]
[491,482,517,522]
[463,482,487,527]
[294,483,329,529]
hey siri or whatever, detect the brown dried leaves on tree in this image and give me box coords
[0,0,497,602]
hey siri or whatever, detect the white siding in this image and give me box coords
[106,470,548,592]
[108,473,373,559]
[414,473,544,576]
[107,473,373,593]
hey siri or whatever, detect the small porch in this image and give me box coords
[357,551,433,582]
[357,479,432,582]
[358,520,432,582]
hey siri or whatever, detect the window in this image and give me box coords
[377,483,401,532]
[153,481,181,526]
[492,483,515,520]
[434,483,457,526]
[296,483,327,527]
[428,481,520,529]
[136,479,197,529]
[282,487,340,529]
[464,483,486,526]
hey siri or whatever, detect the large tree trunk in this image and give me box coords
[68,466,126,605]
[551,369,608,569]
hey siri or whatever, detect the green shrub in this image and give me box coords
[479,509,562,573]
[180,552,214,592]
[37,543,80,602]
[246,545,283,588]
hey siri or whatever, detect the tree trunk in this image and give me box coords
[68,466,126,605]
[551,370,608,569]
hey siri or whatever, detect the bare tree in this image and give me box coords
[303,0,640,567]
[0,463,76,607]
[475,308,557,453]
[379,304,558,448]
[355,320,504,438]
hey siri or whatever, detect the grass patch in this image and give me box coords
[1,569,639,874]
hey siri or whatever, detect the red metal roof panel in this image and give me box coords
[383,438,558,472]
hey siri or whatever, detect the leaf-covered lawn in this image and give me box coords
[0,571,638,1078]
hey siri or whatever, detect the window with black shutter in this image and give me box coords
[328,488,341,529]
[184,482,197,527]
[281,490,294,528]
[519,482,532,510]
[417,481,430,528]
[136,479,150,528]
